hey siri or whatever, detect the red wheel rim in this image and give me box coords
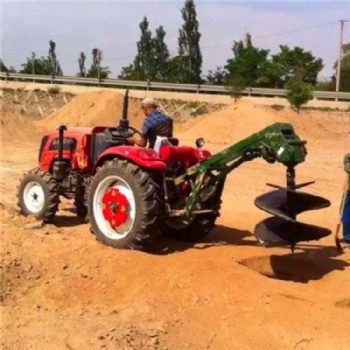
[101,188,128,227]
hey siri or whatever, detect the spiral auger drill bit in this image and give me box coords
[254,165,332,252]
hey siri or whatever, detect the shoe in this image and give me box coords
[339,238,350,244]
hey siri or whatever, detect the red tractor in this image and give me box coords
[17,90,332,252]
[17,91,218,249]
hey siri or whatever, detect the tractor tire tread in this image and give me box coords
[89,159,160,250]
[17,167,59,222]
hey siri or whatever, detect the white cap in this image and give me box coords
[141,97,157,107]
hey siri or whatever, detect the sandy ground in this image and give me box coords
[1,92,350,350]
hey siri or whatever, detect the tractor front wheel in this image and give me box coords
[88,160,160,250]
[17,167,59,222]
[74,181,88,218]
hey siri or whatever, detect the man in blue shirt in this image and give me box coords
[127,97,173,148]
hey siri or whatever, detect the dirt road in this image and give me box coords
[1,93,350,350]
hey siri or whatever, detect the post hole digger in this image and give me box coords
[17,90,332,252]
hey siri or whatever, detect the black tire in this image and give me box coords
[74,197,88,217]
[160,209,220,243]
[160,183,222,243]
[74,182,88,217]
[88,159,160,250]
[17,167,59,222]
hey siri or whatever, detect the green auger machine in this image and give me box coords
[254,168,331,252]
[18,89,331,251]
[170,122,331,252]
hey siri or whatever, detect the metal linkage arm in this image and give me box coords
[176,123,307,216]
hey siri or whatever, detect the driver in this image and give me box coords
[127,97,173,148]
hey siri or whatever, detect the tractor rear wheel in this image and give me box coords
[88,159,160,250]
[160,210,219,242]
[17,167,59,222]
[160,185,222,243]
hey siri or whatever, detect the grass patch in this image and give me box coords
[190,104,209,116]
[47,85,61,94]
[270,104,285,111]
[301,106,342,112]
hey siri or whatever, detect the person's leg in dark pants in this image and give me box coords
[341,192,350,243]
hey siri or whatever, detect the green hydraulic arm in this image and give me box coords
[174,122,307,215]
[172,122,331,249]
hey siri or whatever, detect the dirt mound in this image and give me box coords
[178,100,349,146]
[0,103,45,143]
[39,90,145,130]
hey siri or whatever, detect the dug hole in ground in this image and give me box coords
[1,90,350,350]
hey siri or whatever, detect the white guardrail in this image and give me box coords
[1,71,350,100]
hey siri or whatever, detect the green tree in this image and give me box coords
[119,17,155,80]
[224,36,270,87]
[86,48,110,79]
[286,79,314,112]
[165,56,182,83]
[134,16,155,80]
[77,52,86,77]
[20,41,64,76]
[153,26,170,82]
[48,40,63,77]
[205,66,225,85]
[269,45,323,88]
[20,52,51,75]
[177,0,203,83]
[334,42,350,92]
[0,58,16,72]
[315,80,334,91]
[224,75,246,101]
[118,64,143,80]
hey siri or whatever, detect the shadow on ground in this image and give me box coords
[144,225,257,255]
[51,214,87,228]
[237,246,349,283]
[43,213,350,281]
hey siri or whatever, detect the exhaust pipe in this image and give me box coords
[53,124,68,181]
[57,124,67,162]
[118,89,129,129]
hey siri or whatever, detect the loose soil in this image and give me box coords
[1,91,350,350]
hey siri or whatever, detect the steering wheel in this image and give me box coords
[127,126,142,136]
[116,125,142,145]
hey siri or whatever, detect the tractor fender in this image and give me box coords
[93,146,166,173]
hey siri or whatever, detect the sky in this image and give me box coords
[1,0,350,81]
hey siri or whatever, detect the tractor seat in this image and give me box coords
[167,137,179,146]
[153,136,179,154]
[158,145,199,168]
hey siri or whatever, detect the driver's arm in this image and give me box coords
[133,118,152,147]
[133,134,147,147]
[127,133,147,147]
[127,118,151,147]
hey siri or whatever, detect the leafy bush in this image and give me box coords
[286,81,313,112]
[270,104,284,111]
[224,75,246,101]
